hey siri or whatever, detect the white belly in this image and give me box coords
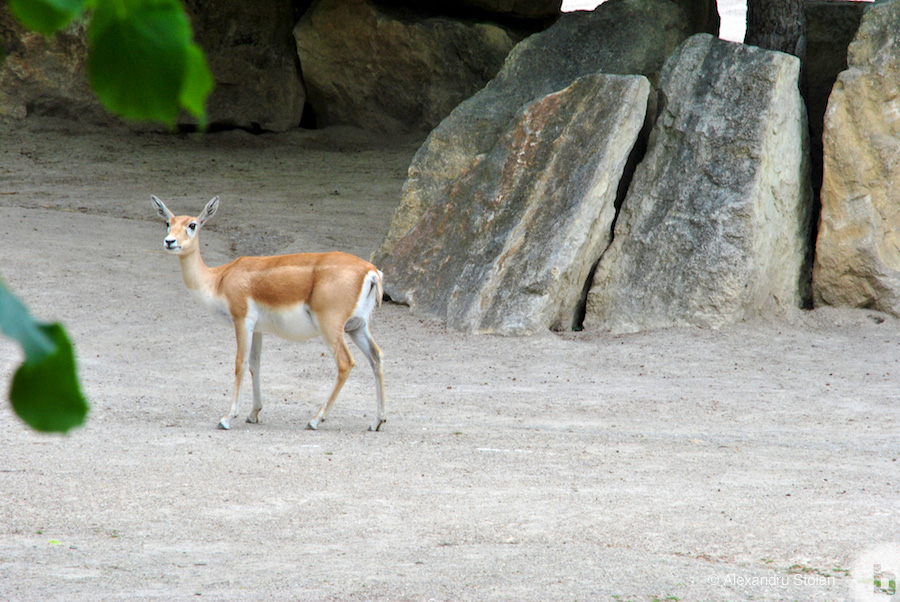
[193,289,321,342]
[252,301,320,342]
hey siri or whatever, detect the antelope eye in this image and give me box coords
[188,222,197,232]
[166,222,171,231]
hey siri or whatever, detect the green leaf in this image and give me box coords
[180,42,214,126]
[7,0,86,36]
[10,323,88,433]
[87,0,211,125]
[0,281,55,359]
[1,281,88,433]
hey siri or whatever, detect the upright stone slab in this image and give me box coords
[372,0,703,270]
[382,73,650,334]
[813,0,900,314]
[294,0,515,135]
[586,34,812,333]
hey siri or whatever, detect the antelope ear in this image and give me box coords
[199,196,219,228]
[152,195,174,220]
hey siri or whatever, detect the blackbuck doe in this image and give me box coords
[152,196,386,431]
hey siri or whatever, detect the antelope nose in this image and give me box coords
[164,238,177,249]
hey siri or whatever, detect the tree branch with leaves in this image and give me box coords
[2,0,214,432]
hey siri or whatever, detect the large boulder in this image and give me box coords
[293,0,516,134]
[812,0,900,314]
[373,0,708,269]
[381,73,650,334]
[804,1,867,147]
[181,0,305,132]
[585,34,812,333]
[0,7,108,122]
[1,1,305,131]
[804,0,867,198]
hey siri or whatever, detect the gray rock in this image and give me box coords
[0,7,109,123]
[373,0,704,268]
[812,0,900,315]
[293,0,515,135]
[1,1,305,131]
[381,73,650,334]
[804,0,867,198]
[586,34,812,333]
[182,0,305,132]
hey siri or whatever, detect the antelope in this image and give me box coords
[151,195,386,432]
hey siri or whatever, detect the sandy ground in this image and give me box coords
[0,117,898,602]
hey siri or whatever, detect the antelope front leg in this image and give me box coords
[220,320,253,430]
[246,331,263,424]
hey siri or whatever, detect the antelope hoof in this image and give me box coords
[218,418,231,430]
[368,418,386,432]
[246,415,259,424]
[306,419,319,431]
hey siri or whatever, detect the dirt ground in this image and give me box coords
[0,117,898,602]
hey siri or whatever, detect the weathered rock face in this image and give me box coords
[373,0,707,268]
[182,0,305,132]
[812,0,900,314]
[804,0,867,197]
[0,7,109,122]
[586,34,812,333]
[294,0,516,135]
[1,1,304,131]
[381,73,650,334]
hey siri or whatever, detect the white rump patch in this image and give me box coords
[347,270,380,329]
